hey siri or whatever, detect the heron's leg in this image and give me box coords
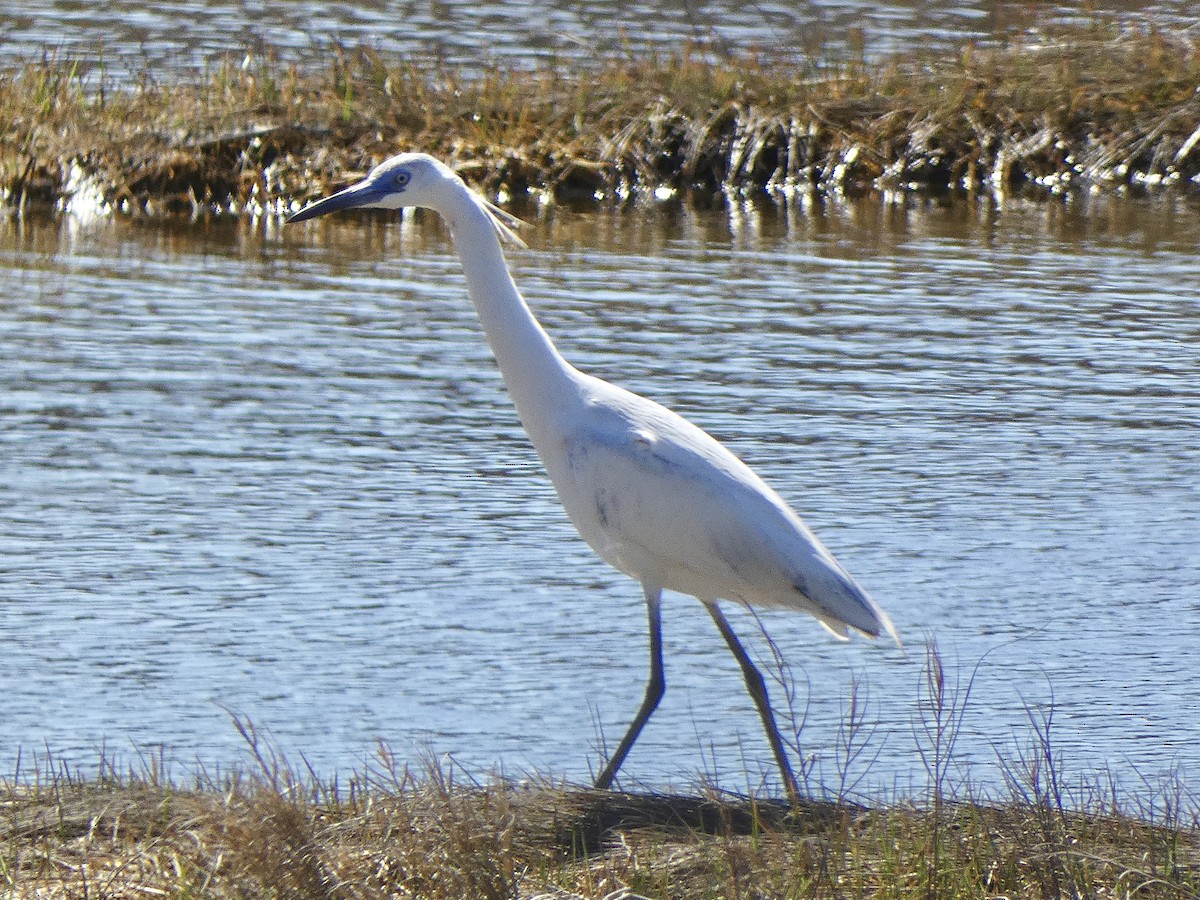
[706,603,801,803]
[594,584,664,790]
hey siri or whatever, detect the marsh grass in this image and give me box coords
[3,647,1197,898]
[4,16,1200,216]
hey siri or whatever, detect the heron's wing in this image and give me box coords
[548,386,892,640]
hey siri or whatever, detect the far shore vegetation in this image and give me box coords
[4,15,1200,218]
[2,646,1197,897]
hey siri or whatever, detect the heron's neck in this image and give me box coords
[443,187,575,421]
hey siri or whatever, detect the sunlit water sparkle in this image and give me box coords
[1,194,1197,799]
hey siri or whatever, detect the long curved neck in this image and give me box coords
[440,184,576,424]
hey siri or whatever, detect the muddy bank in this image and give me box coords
[3,21,1200,216]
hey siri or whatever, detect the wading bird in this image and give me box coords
[287,153,899,800]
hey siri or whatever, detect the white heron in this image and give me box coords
[287,153,899,800]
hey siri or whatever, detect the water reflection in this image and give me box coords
[1,191,1197,795]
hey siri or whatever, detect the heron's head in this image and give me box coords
[285,152,525,245]
[286,153,457,223]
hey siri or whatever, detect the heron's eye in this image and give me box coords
[394,169,412,190]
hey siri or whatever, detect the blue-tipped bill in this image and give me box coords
[286,178,390,223]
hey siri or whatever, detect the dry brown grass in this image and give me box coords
[2,735,1197,898]
[4,650,1193,898]
[3,17,1200,216]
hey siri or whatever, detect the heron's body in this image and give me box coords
[537,372,879,635]
[287,153,897,799]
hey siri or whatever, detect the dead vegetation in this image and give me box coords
[3,17,1200,217]
[3,664,1198,900]
[2,752,1196,898]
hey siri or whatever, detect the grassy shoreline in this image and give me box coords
[4,649,1198,898]
[3,750,1197,898]
[4,19,1200,217]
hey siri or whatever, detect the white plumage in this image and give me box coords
[288,152,898,799]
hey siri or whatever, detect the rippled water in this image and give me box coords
[3,1,1196,76]
[1,193,1198,797]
